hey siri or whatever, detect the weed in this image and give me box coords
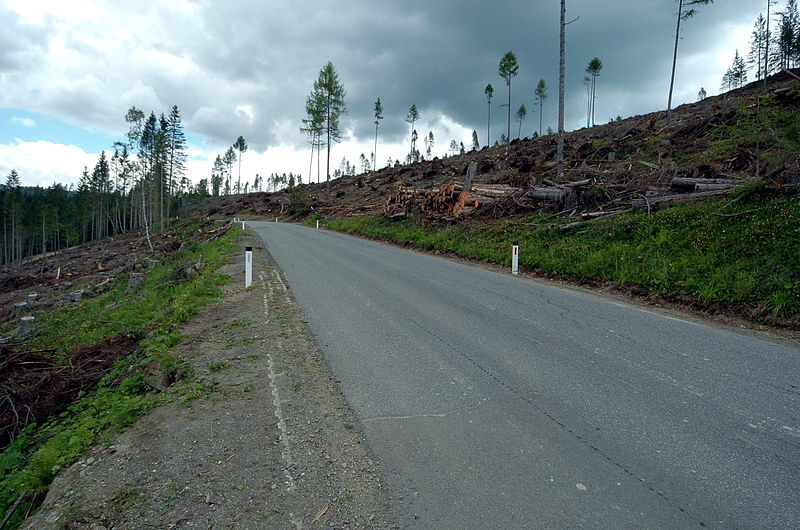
[226,318,250,329]
[111,487,142,512]
[343,423,354,430]
[161,481,181,510]
[208,361,230,373]
[338,493,354,503]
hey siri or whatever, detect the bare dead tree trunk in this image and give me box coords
[556,0,566,176]
[667,0,683,124]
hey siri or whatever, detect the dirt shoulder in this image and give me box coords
[23,233,393,529]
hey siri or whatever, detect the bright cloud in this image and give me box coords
[10,116,35,127]
[0,139,99,187]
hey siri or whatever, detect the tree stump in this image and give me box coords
[18,316,35,338]
[12,302,28,317]
[127,273,145,292]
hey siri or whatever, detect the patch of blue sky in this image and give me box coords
[0,108,119,153]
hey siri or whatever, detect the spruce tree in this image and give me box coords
[373,97,383,171]
[234,136,248,194]
[534,79,547,137]
[498,51,519,148]
[515,104,527,138]
[313,62,347,195]
[586,57,603,127]
[405,104,420,162]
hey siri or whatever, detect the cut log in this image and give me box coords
[559,209,633,232]
[694,183,737,192]
[632,189,733,211]
[565,179,592,187]
[670,177,747,191]
[386,210,407,220]
[528,187,566,202]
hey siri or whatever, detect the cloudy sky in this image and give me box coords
[1,0,766,188]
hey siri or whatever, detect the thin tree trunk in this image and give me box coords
[506,82,512,148]
[487,101,491,147]
[538,100,543,137]
[667,0,683,124]
[556,0,566,176]
[326,101,331,196]
[308,142,315,183]
[374,124,379,172]
[3,206,7,265]
[141,177,154,253]
[764,0,771,86]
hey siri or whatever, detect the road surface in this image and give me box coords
[249,221,800,529]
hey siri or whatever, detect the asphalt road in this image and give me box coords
[249,221,800,529]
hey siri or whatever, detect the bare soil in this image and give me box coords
[21,233,393,529]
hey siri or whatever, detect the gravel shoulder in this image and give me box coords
[22,232,392,529]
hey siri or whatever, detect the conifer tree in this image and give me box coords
[748,13,768,81]
[498,51,519,148]
[534,79,547,137]
[515,104,527,138]
[405,104,420,162]
[234,136,247,194]
[223,147,236,195]
[373,97,383,171]
[313,62,347,194]
[586,57,603,127]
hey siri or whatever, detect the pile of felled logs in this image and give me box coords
[384,182,518,219]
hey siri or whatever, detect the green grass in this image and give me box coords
[318,193,800,320]
[0,224,241,528]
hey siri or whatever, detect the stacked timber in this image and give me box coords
[384,182,518,219]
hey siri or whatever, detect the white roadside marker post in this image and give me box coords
[242,220,245,230]
[512,242,519,275]
[245,246,253,288]
[316,219,320,229]
[275,217,278,223]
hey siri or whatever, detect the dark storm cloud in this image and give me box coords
[2,0,767,155]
